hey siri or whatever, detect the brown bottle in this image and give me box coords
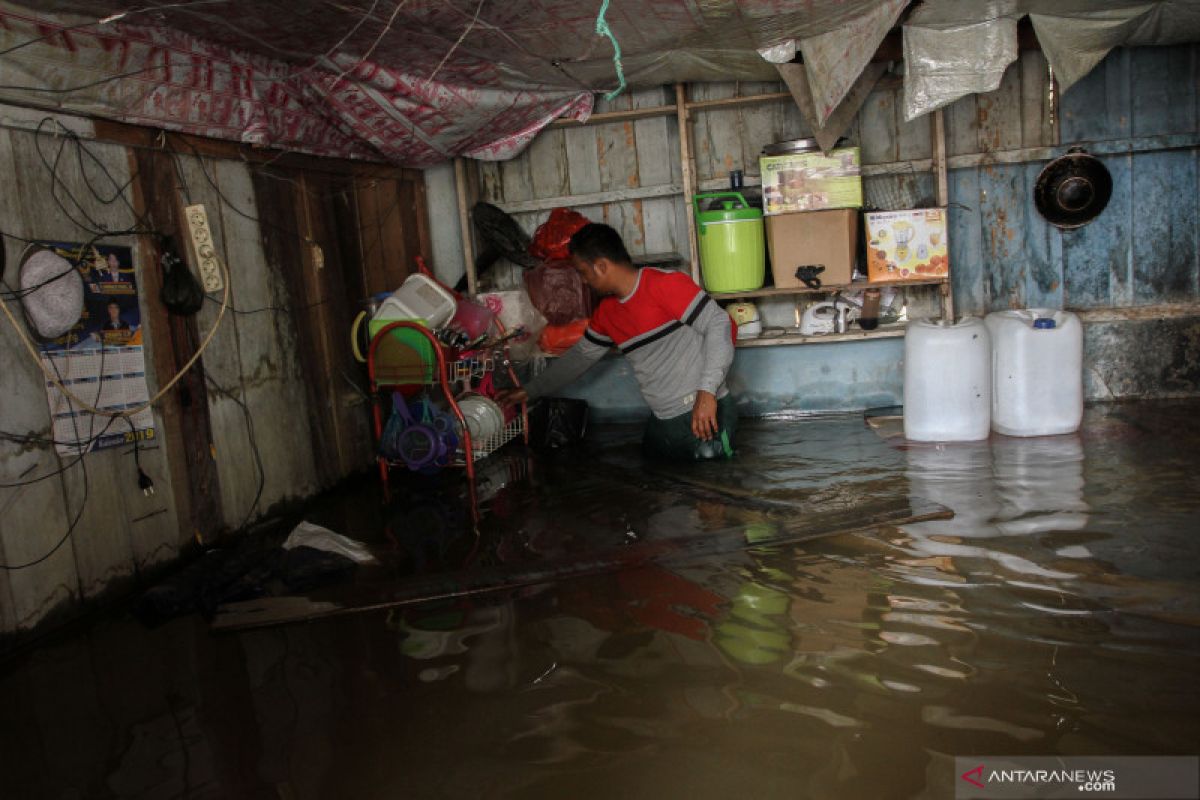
[859,288,881,331]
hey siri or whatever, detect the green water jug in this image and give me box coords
[693,191,765,293]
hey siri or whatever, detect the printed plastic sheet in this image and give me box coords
[1,0,887,166]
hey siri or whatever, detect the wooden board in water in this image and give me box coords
[212,494,952,632]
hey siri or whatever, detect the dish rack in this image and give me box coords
[367,319,529,501]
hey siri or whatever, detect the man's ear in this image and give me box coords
[591,257,612,276]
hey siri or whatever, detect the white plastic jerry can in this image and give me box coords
[985,309,1083,437]
[904,317,991,442]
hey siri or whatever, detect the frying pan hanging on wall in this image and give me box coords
[1034,147,1113,229]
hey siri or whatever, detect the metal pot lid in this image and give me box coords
[1034,147,1113,229]
[762,138,819,156]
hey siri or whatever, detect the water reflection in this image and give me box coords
[1,407,1198,799]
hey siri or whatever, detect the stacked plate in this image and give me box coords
[457,394,505,444]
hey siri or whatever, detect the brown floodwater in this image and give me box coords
[1,400,1198,799]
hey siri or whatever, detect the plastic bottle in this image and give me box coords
[985,309,1083,437]
[904,317,991,442]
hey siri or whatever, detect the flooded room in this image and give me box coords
[0,2,1197,798]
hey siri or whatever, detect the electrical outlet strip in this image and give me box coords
[184,203,224,293]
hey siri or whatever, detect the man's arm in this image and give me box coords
[500,327,610,405]
[686,295,734,439]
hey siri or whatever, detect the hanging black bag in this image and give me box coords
[160,245,204,316]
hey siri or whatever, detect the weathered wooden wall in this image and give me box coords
[0,111,429,640]
[461,44,1198,414]
[948,46,1200,315]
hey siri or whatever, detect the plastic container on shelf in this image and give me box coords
[450,297,495,339]
[374,273,457,329]
[692,191,765,293]
[985,309,1083,437]
[904,317,991,442]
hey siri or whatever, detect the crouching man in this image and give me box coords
[497,223,737,460]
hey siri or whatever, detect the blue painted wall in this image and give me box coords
[546,45,1200,420]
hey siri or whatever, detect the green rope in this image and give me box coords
[594,0,626,101]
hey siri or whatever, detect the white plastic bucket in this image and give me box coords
[373,274,456,329]
[904,317,991,442]
[985,309,1083,437]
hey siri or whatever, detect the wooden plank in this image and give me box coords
[1060,47,1131,143]
[92,119,415,180]
[176,155,258,531]
[377,178,410,288]
[977,59,1023,153]
[687,92,792,112]
[301,173,375,474]
[412,177,432,266]
[527,127,569,199]
[212,159,319,512]
[895,86,933,161]
[1020,161,1062,309]
[563,121,602,197]
[710,276,948,300]
[0,127,76,630]
[477,160,503,203]
[858,86,898,164]
[251,169,341,487]
[1062,153,1132,309]
[690,81,740,181]
[497,182,682,214]
[944,93,980,158]
[550,103,676,128]
[6,129,141,599]
[1131,149,1199,306]
[948,167,985,316]
[633,87,678,255]
[397,178,423,277]
[213,495,953,631]
[676,83,700,280]
[453,158,477,295]
[499,151,534,206]
[354,178,386,294]
[738,81,788,175]
[735,326,907,348]
[932,109,948,206]
[1131,44,1197,137]
[1019,49,1053,148]
[978,163,1026,310]
[124,151,186,572]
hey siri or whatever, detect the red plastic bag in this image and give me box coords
[539,319,589,355]
[529,208,589,261]
[524,260,593,325]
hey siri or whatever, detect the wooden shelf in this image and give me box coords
[735,323,907,348]
[710,276,948,301]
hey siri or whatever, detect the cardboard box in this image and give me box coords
[767,209,858,289]
[865,208,949,283]
[759,146,862,215]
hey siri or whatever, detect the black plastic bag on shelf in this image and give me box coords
[527,398,589,450]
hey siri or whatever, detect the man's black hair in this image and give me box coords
[568,223,632,265]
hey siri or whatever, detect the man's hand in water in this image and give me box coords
[495,388,528,407]
[692,390,718,441]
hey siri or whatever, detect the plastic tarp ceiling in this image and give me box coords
[903,0,1200,120]
[1,0,1198,166]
